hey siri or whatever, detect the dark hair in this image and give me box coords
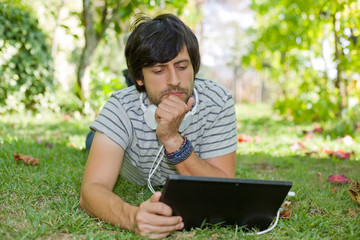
[125,14,200,92]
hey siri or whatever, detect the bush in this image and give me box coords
[0,1,54,113]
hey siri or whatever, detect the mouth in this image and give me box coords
[163,92,184,97]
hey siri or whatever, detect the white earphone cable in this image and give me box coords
[245,208,281,235]
[147,144,164,194]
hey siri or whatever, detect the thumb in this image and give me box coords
[187,97,195,111]
[150,191,162,203]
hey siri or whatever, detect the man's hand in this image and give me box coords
[155,95,194,150]
[133,192,184,239]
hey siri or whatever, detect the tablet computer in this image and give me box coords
[160,174,292,231]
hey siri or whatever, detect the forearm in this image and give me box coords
[162,134,235,178]
[79,182,138,230]
[174,151,233,178]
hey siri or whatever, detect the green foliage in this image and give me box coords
[89,66,126,112]
[274,77,339,123]
[0,1,54,113]
[245,0,360,128]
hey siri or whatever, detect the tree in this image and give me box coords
[0,1,54,113]
[77,0,188,102]
[244,0,360,122]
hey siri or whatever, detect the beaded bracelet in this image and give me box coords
[164,137,194,165]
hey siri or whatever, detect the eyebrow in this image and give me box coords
[153,59,190,67]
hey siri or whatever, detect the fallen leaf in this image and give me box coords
[13,153,39,165]
[280,201,292,219]
[327,174,350,184]
[44,142,54,148]
[305,151,319,156]
[69,142,77,148]
[317,172,324,183]
[237,134,253,143]
[332,186,337,194]
[290,142,306,151]
[349,179,360,205]
[280,208,291,219]
[61,114,71,121]
[320,146,333,154]
[313,126,323,133]
[342,209,360,217]
[307,207,324,216]
[329,150,355,160]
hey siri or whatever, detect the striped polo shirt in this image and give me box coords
[90,78,238,186]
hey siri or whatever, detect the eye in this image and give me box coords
[178,65,188,70]
[153,68,163,74]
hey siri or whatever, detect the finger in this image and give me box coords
[143,193,173,217]
[186,97,194,111]
[139,219,184,235]
[150,191,162,203]
[157,97,188,118]
[141,213,182,226]
[144,202,173,217]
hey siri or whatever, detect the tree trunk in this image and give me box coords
[77,0,101,101]
[77,0,121,101]
[77,39,98,101]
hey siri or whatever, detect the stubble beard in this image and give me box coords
[146,84,194,106]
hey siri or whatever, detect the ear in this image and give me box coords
[136,79,144,86]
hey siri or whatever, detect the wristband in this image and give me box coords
[164,137,194,165]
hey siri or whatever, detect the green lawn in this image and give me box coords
[1,105,359,239]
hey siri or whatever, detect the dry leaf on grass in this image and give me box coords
[316,172,324,183]
[329,150,355,160]
[280,201,293,219]
[342,209,360,217]
[321,147,355,160]
[69,142,77,148]
[290,142,306,151]
[327,174,350,184]
[237,134,253,143]
[61,114,71,121]
[13,152,39,165]
[348,179,360,205]
[305,151,319,156]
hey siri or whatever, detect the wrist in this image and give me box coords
[164,137,194,165]
[163,134,184,153]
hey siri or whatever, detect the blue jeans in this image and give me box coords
[85,131,95,151]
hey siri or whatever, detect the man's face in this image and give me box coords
[137,46,194,106]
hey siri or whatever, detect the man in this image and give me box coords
[79,14,238,239]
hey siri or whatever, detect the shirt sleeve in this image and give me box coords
[90,95,133,151]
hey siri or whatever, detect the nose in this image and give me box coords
[167,67,180,86]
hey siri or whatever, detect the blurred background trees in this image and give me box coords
[0,0,359,136]
[243,0,360,135]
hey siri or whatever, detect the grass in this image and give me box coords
[1,105,360,239]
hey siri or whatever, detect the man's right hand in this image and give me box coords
[133,192,184,239]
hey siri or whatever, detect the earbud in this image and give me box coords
[143,105,158,130]
[140,89,198,132]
